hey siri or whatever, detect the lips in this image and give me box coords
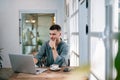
[51,38,55,41]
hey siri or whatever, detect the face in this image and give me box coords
[49,30,61,41]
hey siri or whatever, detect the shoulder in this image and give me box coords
[60,41,68,48]
[59,41,69,52]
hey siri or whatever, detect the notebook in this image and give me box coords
[9,54,47,75]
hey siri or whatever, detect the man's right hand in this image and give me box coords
[49,39,56,49]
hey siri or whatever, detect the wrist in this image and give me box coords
[51,47,56,50]
[52,47,55,50]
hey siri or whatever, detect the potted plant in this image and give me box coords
[0,48,3,68]
[37,39,43,46]
[37,39,43,50]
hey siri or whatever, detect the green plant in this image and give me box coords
[0,48,3,68]
[0,55,2,68]
[37,39,43,45]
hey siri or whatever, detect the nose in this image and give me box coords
[50,34,55,40]
[50,34,53,37]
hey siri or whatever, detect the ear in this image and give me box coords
[59,32,61,36]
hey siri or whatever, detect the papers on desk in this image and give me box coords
[50,67,61,71]
[50,64,61,71]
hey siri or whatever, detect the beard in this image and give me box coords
[50,37,59,41]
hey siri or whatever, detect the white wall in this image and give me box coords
[0,0,64,68]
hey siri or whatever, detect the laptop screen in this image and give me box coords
[9,54,37,74]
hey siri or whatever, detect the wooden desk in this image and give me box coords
[9,67,89,80]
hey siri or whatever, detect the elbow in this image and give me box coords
[58,58,65,67]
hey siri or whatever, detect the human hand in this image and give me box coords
[49,39,56,49]
[33,58,38,64]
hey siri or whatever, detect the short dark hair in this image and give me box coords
[49,24,61,31]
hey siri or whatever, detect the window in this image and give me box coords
[69,0,79,66]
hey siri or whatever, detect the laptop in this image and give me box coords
[9,54,47,75]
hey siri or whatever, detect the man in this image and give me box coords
[33,24,69,67]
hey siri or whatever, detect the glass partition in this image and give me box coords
[21,13,55,55]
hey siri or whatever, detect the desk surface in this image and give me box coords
[8,67,89,80]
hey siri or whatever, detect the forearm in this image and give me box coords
[52,48,58,61]
[54,55,65,67]
[53,47,69,66]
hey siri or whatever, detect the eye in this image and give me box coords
[52,33,56,35]
[49,33,56,35]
